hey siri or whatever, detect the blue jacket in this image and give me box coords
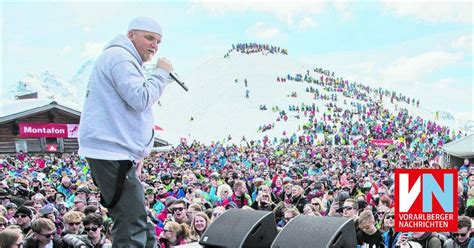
[79,34,168,160]
[383,229,401,248]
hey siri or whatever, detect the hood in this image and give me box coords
[104,34,143,65]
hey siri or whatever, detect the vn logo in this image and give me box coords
[394,169,458,232]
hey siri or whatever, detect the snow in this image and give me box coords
[0,98,80,119]
[154,51,473,144]
[3,48,472,144]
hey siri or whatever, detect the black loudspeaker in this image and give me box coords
[199,209,278,248]
[271,215,357,248]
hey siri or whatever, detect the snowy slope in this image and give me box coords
[154,51,472,144]
[154,52,309,143]
[3,48,472,145]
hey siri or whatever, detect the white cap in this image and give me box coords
[128,17,163,36]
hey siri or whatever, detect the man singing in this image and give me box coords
[79,16,173,248]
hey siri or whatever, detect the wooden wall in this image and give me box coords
[0,108,80,155]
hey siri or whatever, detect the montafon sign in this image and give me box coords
[19,123,79,138]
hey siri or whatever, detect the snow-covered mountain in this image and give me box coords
[154,51,473,144]
[5,61,92,108]
[69,59,95,103]
[6,71,78,104]
[4,48,472,144]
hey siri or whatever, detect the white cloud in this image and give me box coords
[433,78,456,90]
[382,2,472,24]
[333,1,352,20]
[62,45,72,55]
[193,1,324,29]
[380,51,463,83]
[451,34,473,53]
[246,22,282,39]
[298,17,317,31]
[83,26,91,33]
[81,42,106,59]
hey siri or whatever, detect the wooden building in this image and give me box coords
[0,99,168,155]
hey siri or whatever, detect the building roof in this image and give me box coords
[154,137,169,146]
[0,98,169,147]
[443,134,474,158]
[0,99,81,125]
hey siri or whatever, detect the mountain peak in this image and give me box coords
[224,43,289,58]
[4,46,471,144]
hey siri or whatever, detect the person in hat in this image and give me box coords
[57,176,73,199]
[75,186,89,200]
[78,16,173,248]
[72,197,86,213]
[14,206,33,235]
[144,187,161,215]
[50,173,60,188]
[31,178,43,193]
[5,202,17,223]
[0,188,11,205]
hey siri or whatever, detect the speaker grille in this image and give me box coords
[199,209,277,248]
[271,215,356,248]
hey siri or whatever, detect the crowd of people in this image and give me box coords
[0,136,473,247]
[2,67,472,247]
[224,43,288,58]
[1,33,472,247]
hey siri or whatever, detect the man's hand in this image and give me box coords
[156,57,173,73]
[328,202,338,216]
[135,160,143,180]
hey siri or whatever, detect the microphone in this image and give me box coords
[169,72,189,92]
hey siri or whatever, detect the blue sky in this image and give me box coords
[1,1,472,118]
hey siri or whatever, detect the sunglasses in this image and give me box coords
[38,232,55,238]
[312,203,320,206]
[385,215,395,220]
[0,223,6,227]
[377,212,386,215]
[452,232,468,238]
[15,214,29,218]
[157,188,165,191]
[171,207,185,213]
[84,226,99,232]
[68,222,81,226]
[343,206,354,210]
